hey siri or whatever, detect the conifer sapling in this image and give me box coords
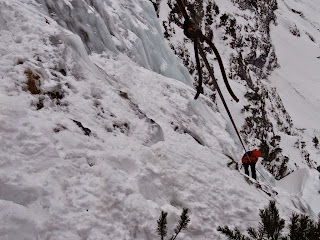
[157,208,190,240]
[170,208,190,240]
[157,211,168,240]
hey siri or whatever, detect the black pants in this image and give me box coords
[243,162,256,180]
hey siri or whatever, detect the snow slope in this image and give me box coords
[268,0,320,171]
[268,0,320,217]
[0,0,319,239]
[270,0,320,129]
[276,168,320,216]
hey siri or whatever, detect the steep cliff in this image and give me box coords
[157,0,320,179]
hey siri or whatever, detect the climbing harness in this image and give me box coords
[241,151,274,188]
[175,0,247,153]
[245,160,275,189]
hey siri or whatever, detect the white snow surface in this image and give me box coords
[276,168,320,218]
[269,0,320,173]
[0,0,319,239]
[270,0,320,129]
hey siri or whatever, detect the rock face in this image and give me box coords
[158,0,319,179]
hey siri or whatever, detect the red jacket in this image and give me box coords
[242,150,262,163]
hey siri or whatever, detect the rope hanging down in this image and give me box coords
[178,2,239,102]
[175,0,247,153]
[177,1,274,187]
[197,43,248,153]
[176,2,274,185]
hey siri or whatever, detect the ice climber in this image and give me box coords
[242,150,262,180]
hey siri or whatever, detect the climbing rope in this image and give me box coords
[175,0,277,191]
[196,44,248,153]
[175,0,246,152]
[193,38,203,100]
[178,2,239,102]
[176,1,275,188]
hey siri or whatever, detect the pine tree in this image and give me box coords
[312,136,319,148]
[157,208,190,240]
[157,211,168,240]
[218,201,286,240]
[256,201,286,240]
[217,226,250,240]
[170,208,191,240]
[288,213,320,240]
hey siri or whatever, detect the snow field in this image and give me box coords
[270,0,320,129]
[1,0,320,239]
[0,1,269,238]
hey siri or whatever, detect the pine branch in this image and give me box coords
[217,226,251,240]
[247,227,258,239]
[288,213,320,240]
[258,201,285,240]
[157,211,168,240]
[218,201,320,240]
[170,208,190,240]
